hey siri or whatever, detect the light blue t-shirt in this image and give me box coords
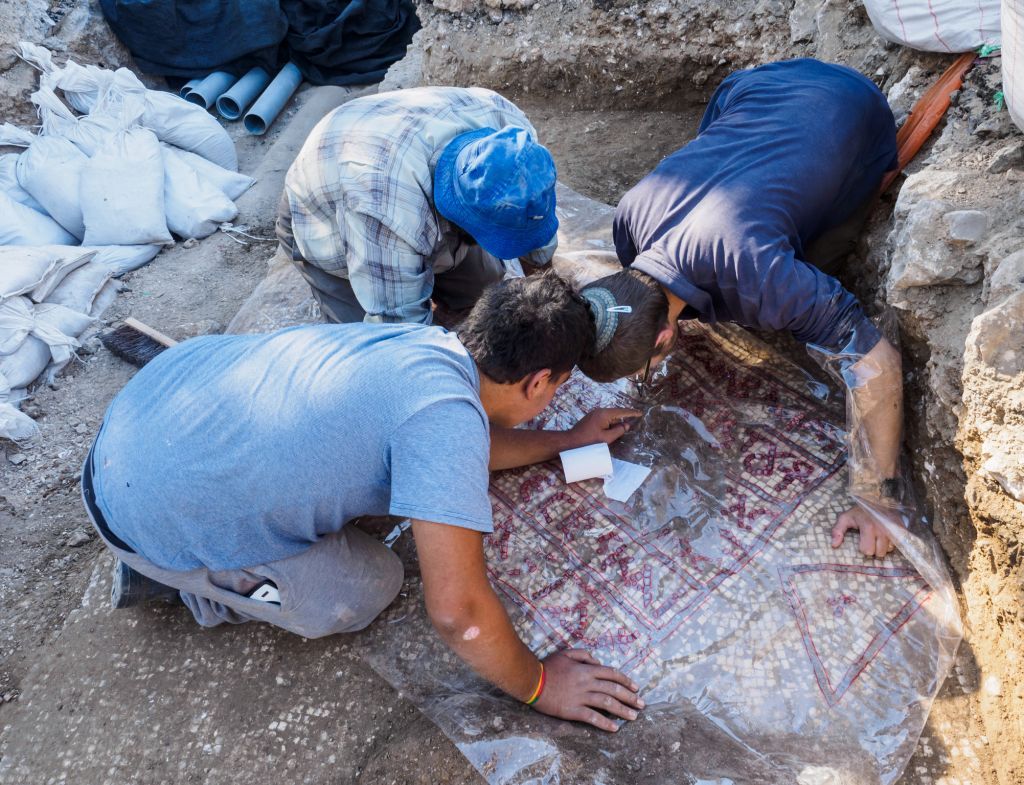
[92,323,493,572]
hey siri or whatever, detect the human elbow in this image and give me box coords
[425,593,483,643]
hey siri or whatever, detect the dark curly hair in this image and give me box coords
[578,269,669,382]
[458,272,597,383]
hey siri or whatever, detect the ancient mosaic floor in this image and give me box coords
[363,322,961,785]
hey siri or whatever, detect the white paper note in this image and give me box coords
[602,457,652,502]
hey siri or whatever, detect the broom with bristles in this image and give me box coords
[100,318,178,368]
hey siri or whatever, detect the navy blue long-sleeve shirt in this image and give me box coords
[614,59,898,355]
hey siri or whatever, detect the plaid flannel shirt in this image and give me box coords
[283,87,557,325]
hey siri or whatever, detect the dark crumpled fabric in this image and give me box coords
[281,0,420,86]
[98,0,288,78]
[99,0,419,86]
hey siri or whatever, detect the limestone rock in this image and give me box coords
[987,141,1024,174]
[962,292,1024,505]
[965,291,1024,378]
[943,210,989,244]
[788,0,823,43]
[887,199,983,294]
[988,250,1024,306]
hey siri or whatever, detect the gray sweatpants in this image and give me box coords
[275,192,504,323]
[82,457,404,638]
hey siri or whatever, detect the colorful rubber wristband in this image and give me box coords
[525,663,546,705]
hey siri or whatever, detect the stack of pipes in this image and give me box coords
[180,64,303,135]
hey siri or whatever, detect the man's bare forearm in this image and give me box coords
[846,338,903,497]
[490,426,576,471]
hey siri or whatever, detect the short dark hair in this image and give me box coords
[458,272,596,383]
[578,269,668,382]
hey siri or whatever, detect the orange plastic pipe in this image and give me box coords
[879,52,976,193]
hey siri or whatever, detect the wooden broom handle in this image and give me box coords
[124,317,178,348]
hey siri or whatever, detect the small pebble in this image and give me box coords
[8,453,26,466]
[182,238,199,249]
[66,529,92,548]
[74,423,90,435]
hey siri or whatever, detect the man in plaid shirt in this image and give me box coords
[277,86,559,324]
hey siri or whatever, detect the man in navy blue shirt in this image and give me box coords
[578,59,905,559]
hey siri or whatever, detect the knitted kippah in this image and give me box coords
[582,287,631,353]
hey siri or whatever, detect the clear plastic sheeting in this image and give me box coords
[362,319,962,785]
[226,182,961,784]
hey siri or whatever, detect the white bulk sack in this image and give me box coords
[162,145,238,239]
[0,154,46,213]
[0,192,78,247]
[0,247,95,301]
[1006,0,1024,131]
[80,128,171,246]
[15,136,89,240]
[862,0,1001,52]
[163,144,254,201]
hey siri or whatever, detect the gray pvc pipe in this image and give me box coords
[179,78,202,99]
[244,63,303,135]
[184,71,238,110]
[216,67,272,121]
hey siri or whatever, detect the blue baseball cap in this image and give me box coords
[433,125,558,260]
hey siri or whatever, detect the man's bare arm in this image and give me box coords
[831,337,904,557]
[489,408,640,471]
[413,520,643,731]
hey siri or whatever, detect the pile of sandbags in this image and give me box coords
[0,44,254,441]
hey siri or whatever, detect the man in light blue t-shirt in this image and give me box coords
[82,273,644,732]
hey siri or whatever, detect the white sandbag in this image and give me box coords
[44,262,114,314]
[0,402,37,441]
[862,0,1001,52]
[88,279,122,320]
[0,335,52,389]
[0,297,91,366]
[20,44,238,169]
[32,87,122,156]
[96,68,238,171]
[163,144,254,200]
[80,128,171,246]
[88,244,162,276]
[0,154,46,213]
[16,136,89,240]
[145,91,238,172]
[1006,0,1024,131]
[0,192,78,246]
[0,123,35,148]
[0,247,95,301]
[18,41,114,115]
[162,145,238,239]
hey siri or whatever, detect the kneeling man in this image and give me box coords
[579,59,904,559]
[83,274,641,731]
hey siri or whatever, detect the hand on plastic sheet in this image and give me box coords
[532,649,644,732]
[568,407,641,447]
[831,502,899,558]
